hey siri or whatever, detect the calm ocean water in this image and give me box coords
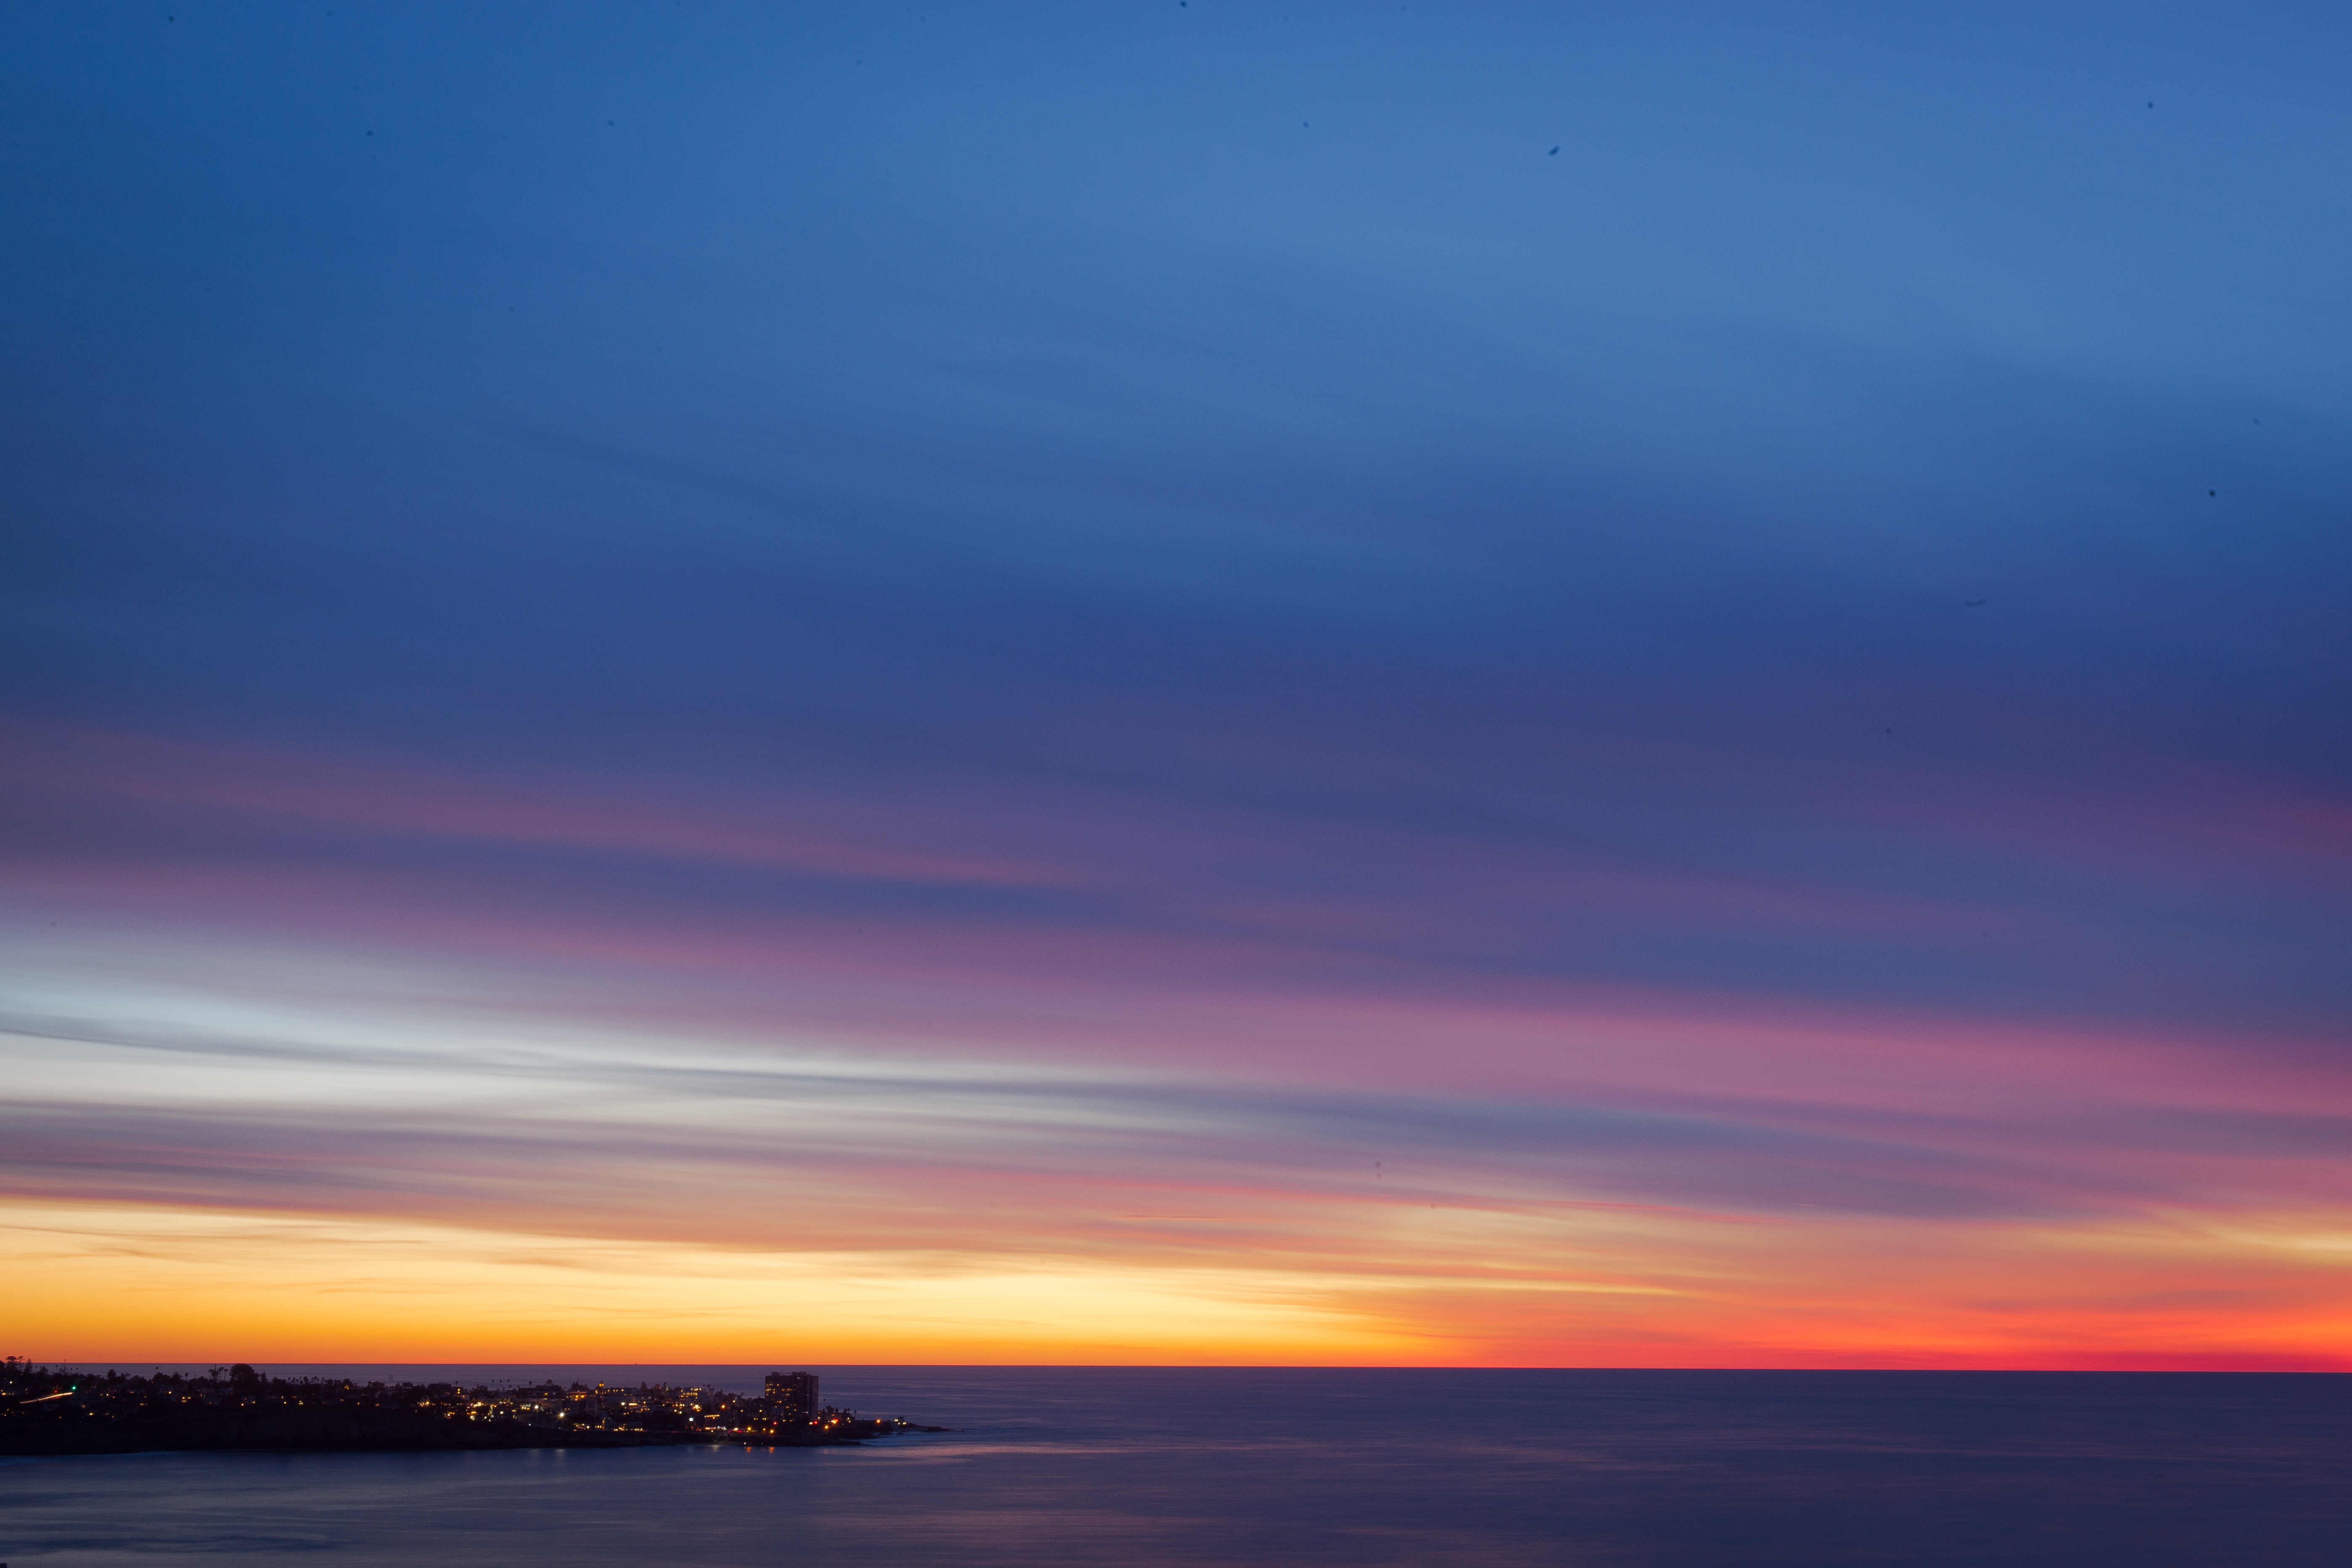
[3,1369,2346,1565]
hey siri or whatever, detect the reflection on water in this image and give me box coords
[3,1369,2346,1566]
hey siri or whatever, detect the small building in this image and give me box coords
[764,1371,818,1423]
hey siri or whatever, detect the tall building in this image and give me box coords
[764,1370,818,1423]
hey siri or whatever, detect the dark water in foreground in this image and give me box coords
[3,1369,2347,1565]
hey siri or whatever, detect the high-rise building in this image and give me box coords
[764,1370,818,1423]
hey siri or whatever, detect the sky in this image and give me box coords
[3,1,2350,1367]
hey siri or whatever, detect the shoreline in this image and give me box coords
[2,1361,942,1459]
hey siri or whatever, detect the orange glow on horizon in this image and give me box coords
[10,1197,2348,1371]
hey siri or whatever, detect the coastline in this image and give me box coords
[0,1362,940,1458]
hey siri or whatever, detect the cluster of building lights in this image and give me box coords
[4,1361,890,1443]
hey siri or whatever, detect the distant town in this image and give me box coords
[0,1357,942,1456]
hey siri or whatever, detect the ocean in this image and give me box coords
[3,1368,2346,1565]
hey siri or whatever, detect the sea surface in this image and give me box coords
[3,1368,2347,1565]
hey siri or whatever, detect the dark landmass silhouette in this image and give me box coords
[0,1359,942,1457]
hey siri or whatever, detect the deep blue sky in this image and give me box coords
[10,2,2347,1031]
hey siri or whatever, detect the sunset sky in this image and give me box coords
[5,3,2349,1366]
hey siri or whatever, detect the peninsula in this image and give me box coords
[0,1359,941,1457]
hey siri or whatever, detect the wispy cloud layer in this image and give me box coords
[3,2,2349,1363]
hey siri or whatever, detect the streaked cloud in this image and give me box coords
[3,2,2347,1364]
